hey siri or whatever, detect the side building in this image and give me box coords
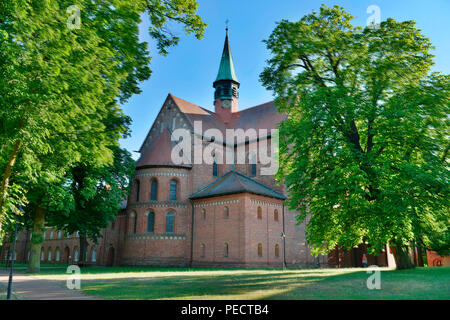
[1,201,127,266]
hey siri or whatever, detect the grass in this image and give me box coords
[0,283,19,300]
[0,285,6,300]
[25,266,450,300]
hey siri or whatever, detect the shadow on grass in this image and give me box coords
[81,271,328,300]
[16,265,450,300]
[77,267,450,300]
[267,267,450,300]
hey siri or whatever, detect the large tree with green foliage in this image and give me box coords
[0,0,206,271]
[47,145,135,266]
[261,5,449,269]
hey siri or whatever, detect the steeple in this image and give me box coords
[215,28,239,84]
[213,27,240,119]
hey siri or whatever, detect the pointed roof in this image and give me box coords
[189,170,286,200]
[170,94,228,133]
[170,94,286,138]
[214,29,239,83]
[138,93,287,153]
[136,127,191,169]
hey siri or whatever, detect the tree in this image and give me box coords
[0,0,206,234]
[261,5,449,269]
[47,146,135,266]
[0,0,206,272]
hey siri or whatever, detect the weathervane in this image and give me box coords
[225,18,229,32]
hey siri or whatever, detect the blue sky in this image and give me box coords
[120,0,450,159]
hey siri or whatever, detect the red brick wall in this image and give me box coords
[1,211,126,266]
[192,194,245,266]
[426,250,450,267]
[243,194,284,267]
[122,166,192,266]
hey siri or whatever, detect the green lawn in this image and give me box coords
[0,284,18,300]
[27,266,450,300]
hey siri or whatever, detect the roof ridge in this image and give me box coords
[232,170,285,197]
[232,170,247,190]
[189,170,234,198]
[234,101,275,115]
[189,169,286,200]
[170,93,202,108]
[170,94,218,116]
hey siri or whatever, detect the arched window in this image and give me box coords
[202,209,206,221]
[91,249,97,263]
[249,154,257,177]
[57,230,62,239]
[50,231,54,240]
[258,243,263,257]
[47,248,52,262]
[169,180,177,201]
[55,248,60,262]
[147,211,155,233]
[130,212,137,234]
[257,207,262,219]
[200,243,205,258]
[224,207,229,219]
[172,118,177,130]
[150,179,158,201]
[213,159,218,177]
[40,248,45,261]
[74,248,79,262]
[135,180,140,201]
[224,243,229,258]
[84,247,89,262]
[275,244,280,257]
[166,212,175,233]
[274,209,279,222]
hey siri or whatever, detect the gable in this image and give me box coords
[138,94,287,156]
[139,95,192,152]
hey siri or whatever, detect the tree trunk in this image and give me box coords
[390,241,414,270]
[79,234,88,267]
[27,206,45,273]
[0,138,22,233]
[416,245,424,267]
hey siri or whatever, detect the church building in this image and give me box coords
[1,30,396,268]
[120,28,313,267]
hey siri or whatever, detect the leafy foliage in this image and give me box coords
[47,146,135,243]
[0,0,206,239]
[261,5,449,261]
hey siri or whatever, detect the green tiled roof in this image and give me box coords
[189,170,286,200]
[215,30,239,83]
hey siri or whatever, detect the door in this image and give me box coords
[64,247,70,264]
[107,247,115,266]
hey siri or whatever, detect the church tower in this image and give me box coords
[213,28,239,122]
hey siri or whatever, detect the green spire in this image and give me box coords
[215,28,239,83]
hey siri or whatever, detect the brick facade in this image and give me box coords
[1,213,126,266]
[0,31,398,269]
